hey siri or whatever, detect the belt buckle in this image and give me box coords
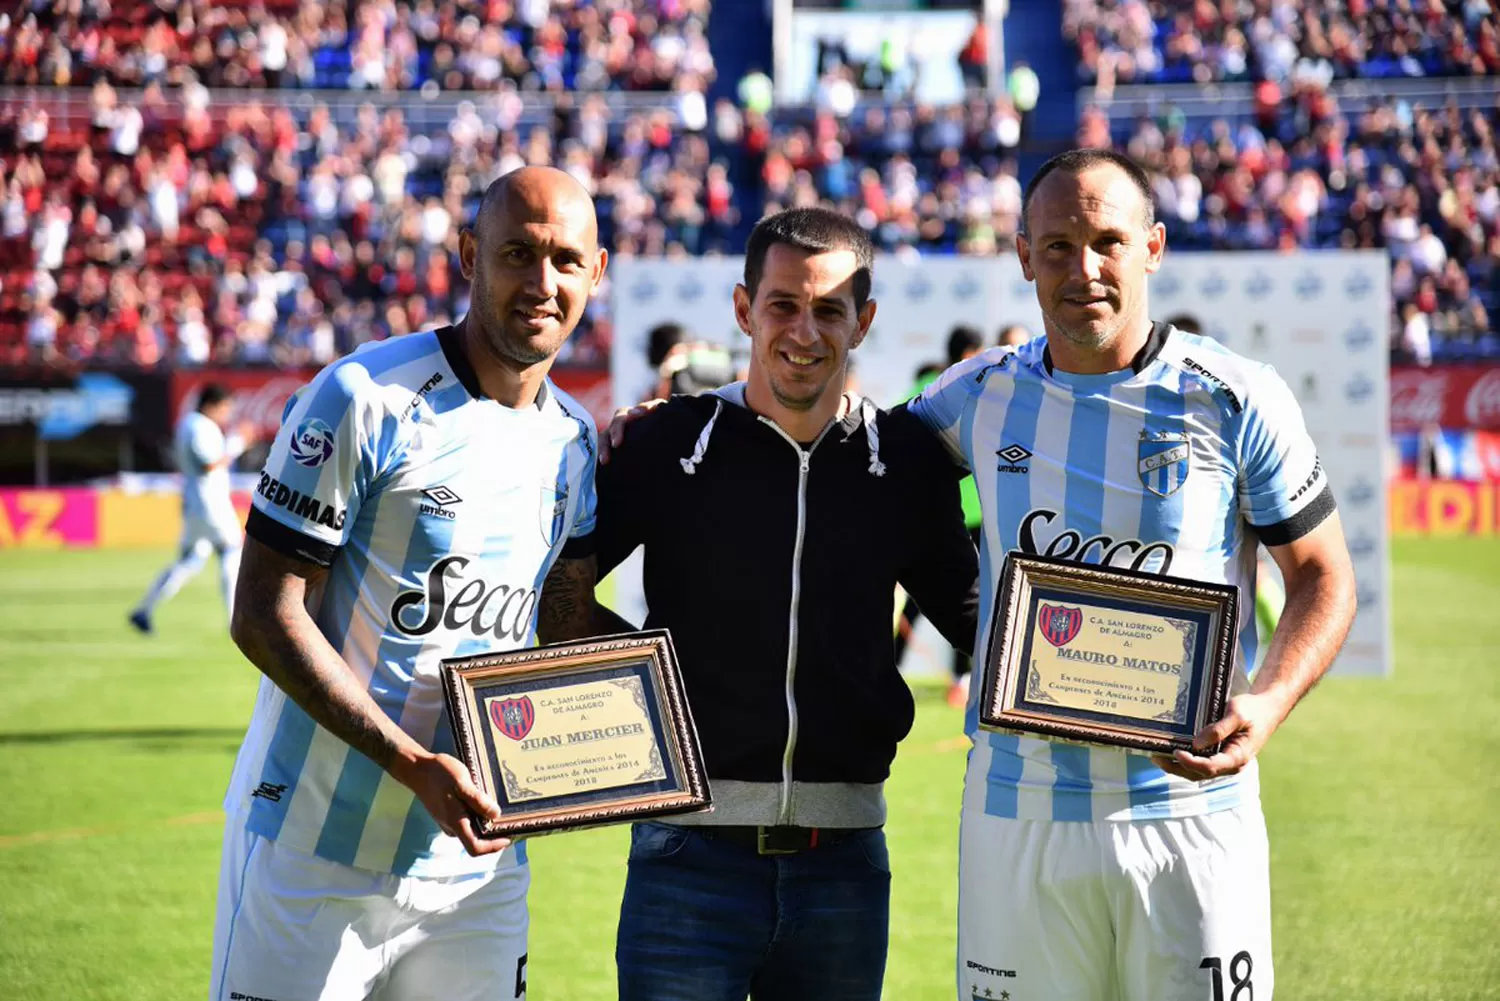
[756,826,801,856]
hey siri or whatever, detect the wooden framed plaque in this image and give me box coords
[978,554,1240,755]
[441,630,710,838]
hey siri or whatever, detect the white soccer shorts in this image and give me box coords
[183,509,242,554]
[210,818,530,1001]
[957,800,1272,1001]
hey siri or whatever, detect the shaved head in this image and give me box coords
[458,165,606,375]
[473,166,598,249]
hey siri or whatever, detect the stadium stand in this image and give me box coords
[1,0,1498,372]
[0,80,746,366]
[1064,0,1500,87]
[1112,92,1500,361]
[2,0,714,94]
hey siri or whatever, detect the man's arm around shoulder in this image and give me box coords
[889,409,981,656]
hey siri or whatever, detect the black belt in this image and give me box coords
[693,825,878,856]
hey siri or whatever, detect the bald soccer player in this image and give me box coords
[211,168,609,1001]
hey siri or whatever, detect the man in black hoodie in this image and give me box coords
[593,208,979,1000]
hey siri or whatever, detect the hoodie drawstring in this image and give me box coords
[681,396,885,477]
[860,398,887,477]
[679,399,723,475]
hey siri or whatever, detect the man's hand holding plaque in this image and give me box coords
[1152,689,1287,780]
[978,554,1240,756]
[394,750,511,856]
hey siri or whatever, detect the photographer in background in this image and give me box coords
[643,321,739,401]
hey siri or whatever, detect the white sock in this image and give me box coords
[137,543,210,615]
[219,546,242,615]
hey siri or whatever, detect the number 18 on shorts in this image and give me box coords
[957,803,1273,1001]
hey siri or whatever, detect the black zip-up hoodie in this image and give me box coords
[595,384,979,828]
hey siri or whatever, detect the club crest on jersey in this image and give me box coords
[539,486,568,547]
[1038,604,1083,647]
[290,419,335,468]
[1138,430,1191,497]
[489,696,535,741]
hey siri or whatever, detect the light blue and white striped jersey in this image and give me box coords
[910,324,1334,822]
[175,410,239,527]
[224,326,598,876]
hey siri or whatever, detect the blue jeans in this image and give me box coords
[616,822,891,1001]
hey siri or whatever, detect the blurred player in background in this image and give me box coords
[894,323,991,708]
[210,167,607,1001]
[128,383,251,634]
[912,150,1355,1001]
[997,323,1032,349]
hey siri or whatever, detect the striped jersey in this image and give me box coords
[175,410,239,528]
[225,326,598,876]
[909,324,1334,822]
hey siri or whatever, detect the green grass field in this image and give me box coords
[0,540,1497,1000]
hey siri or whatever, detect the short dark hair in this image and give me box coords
[647,322,687,368]
[946,324,985,365]
[998,323,1032,346]
[1020,148,1155,238]
[197,383,231,410]
[1165,313,1204,334]
[743,207,876,311]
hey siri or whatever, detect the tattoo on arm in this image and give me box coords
[231,539,416,771]
[537,555,599,643]
[537,555,637,642]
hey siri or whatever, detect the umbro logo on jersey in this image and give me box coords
[250,782,288,803]
[996,443,1032,473]
[420,485,462,520]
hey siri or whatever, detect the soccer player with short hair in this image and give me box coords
[129,383,250,634]
[910,149,1357,1001]
[210,167,608,1001]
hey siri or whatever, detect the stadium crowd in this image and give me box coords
[1113,91,1500,361]
[2,0,1499,369]
[1065,0,1500,88]
[0,77,748,366]
[2,0,714,94]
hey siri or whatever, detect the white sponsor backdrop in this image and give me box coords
[611,251,1391,676]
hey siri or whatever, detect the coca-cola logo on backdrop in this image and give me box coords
[225,376,311,433]
[1391,366,1500,431]
[1390,370,1449,428]
[169,369,319,439]
[1464,371,1500,427]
